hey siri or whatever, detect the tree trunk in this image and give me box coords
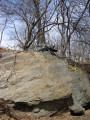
[33,0,45,45]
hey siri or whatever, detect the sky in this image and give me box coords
[0,18,24,49]
[0,0,90,50]
[0,26,15,48]
[0,0,55,49]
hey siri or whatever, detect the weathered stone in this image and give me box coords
[68,66,90,114]
[70,103,85,115]
[0,50,90,117]
[33,44,58,55]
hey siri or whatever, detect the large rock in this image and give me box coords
[0,50,90,117]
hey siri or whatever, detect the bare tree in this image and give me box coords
[33,0,46,45]
[0,18,7,46]
[0,0,89,62]
[54,0,90,57]
[0,0,52,50]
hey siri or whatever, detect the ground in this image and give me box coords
[0,109,90,120]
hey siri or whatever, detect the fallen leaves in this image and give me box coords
[68,66,78,72]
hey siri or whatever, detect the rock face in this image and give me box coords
[0,50,90,117]
[33,44,58,56]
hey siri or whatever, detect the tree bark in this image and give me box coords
[33,0,45,45]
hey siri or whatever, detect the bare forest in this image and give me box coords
[0,0,90,63]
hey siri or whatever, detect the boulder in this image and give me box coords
[0,50,90,117]
[69,65,90,115]
[33,44,58,55]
